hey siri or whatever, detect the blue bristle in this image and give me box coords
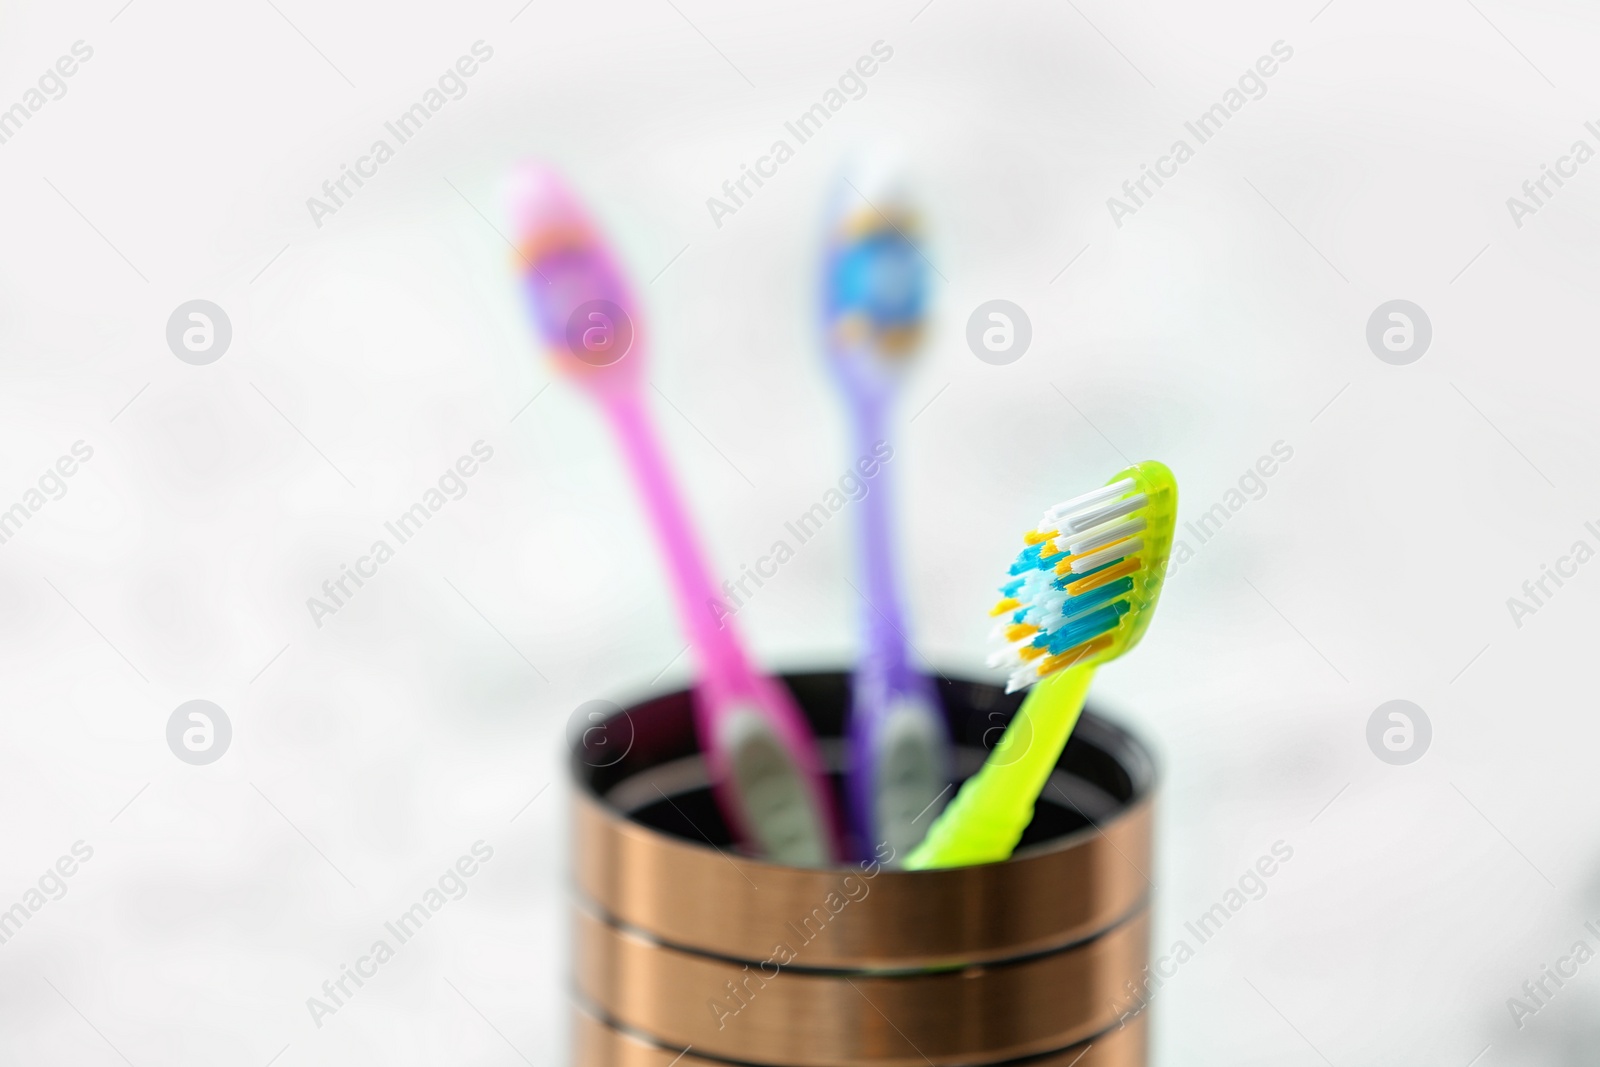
[1044,600,1129,654]
[1008,544,1045,576]
[1000,578,1025,598]
[827,232,925,327]
[1056,576,1133,619]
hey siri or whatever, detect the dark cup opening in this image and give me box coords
[572,670,1154,862]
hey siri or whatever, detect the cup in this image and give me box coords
[570,671,1156,1067]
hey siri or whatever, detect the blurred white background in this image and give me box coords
[3,0,1600,1063]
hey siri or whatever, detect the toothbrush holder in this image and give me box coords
[569,670,1156,1067]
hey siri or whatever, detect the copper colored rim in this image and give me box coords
[571,996,1149,1067]
[574,904,1150,1067]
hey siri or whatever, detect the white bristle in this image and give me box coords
[986,648,1017,669]
[989,632,1044,666]
[1005,665,1039,693]
[1056,492,1148,535]
[1043,478,1135,522]
[1070,536,1144,574]
[1069,515,1147,556]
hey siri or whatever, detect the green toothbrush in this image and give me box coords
[905,461,1176,869]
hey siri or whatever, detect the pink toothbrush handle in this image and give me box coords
[602,392,839,863]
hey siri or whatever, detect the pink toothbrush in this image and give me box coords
[506,164,839,866]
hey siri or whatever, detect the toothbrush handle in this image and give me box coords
[852,401,915,689]
[602,391,839,862]
[602,393,752,691]
[844,396,949,860]
[903,664,1095,869]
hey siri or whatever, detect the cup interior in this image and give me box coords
[573,671,1154,861]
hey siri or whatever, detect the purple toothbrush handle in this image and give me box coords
[845,396,949,860]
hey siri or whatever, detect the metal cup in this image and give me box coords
[571,671,1156,1067]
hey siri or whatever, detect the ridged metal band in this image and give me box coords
[571,1000,1149,1067]
[574,784,1152,968]
[574,904,1150,1067]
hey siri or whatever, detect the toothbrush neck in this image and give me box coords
[602,392,751,693]
[850,395,911,679]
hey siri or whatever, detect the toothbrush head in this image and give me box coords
[821,156,928,395]
[507,162,646,396]
[987,461,1178,693]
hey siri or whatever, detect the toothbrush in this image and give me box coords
[905,461,1177,870]
[507,164,839,866]
[820,159,952,861]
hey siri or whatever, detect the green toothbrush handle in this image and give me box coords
[904,665,1095,869]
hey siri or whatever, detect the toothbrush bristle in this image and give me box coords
[506,163,643,382]
[824,174,927,361]
[990,464,1177,693]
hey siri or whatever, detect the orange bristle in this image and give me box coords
[990,598,1022,617]
[1065,556,1143,595]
